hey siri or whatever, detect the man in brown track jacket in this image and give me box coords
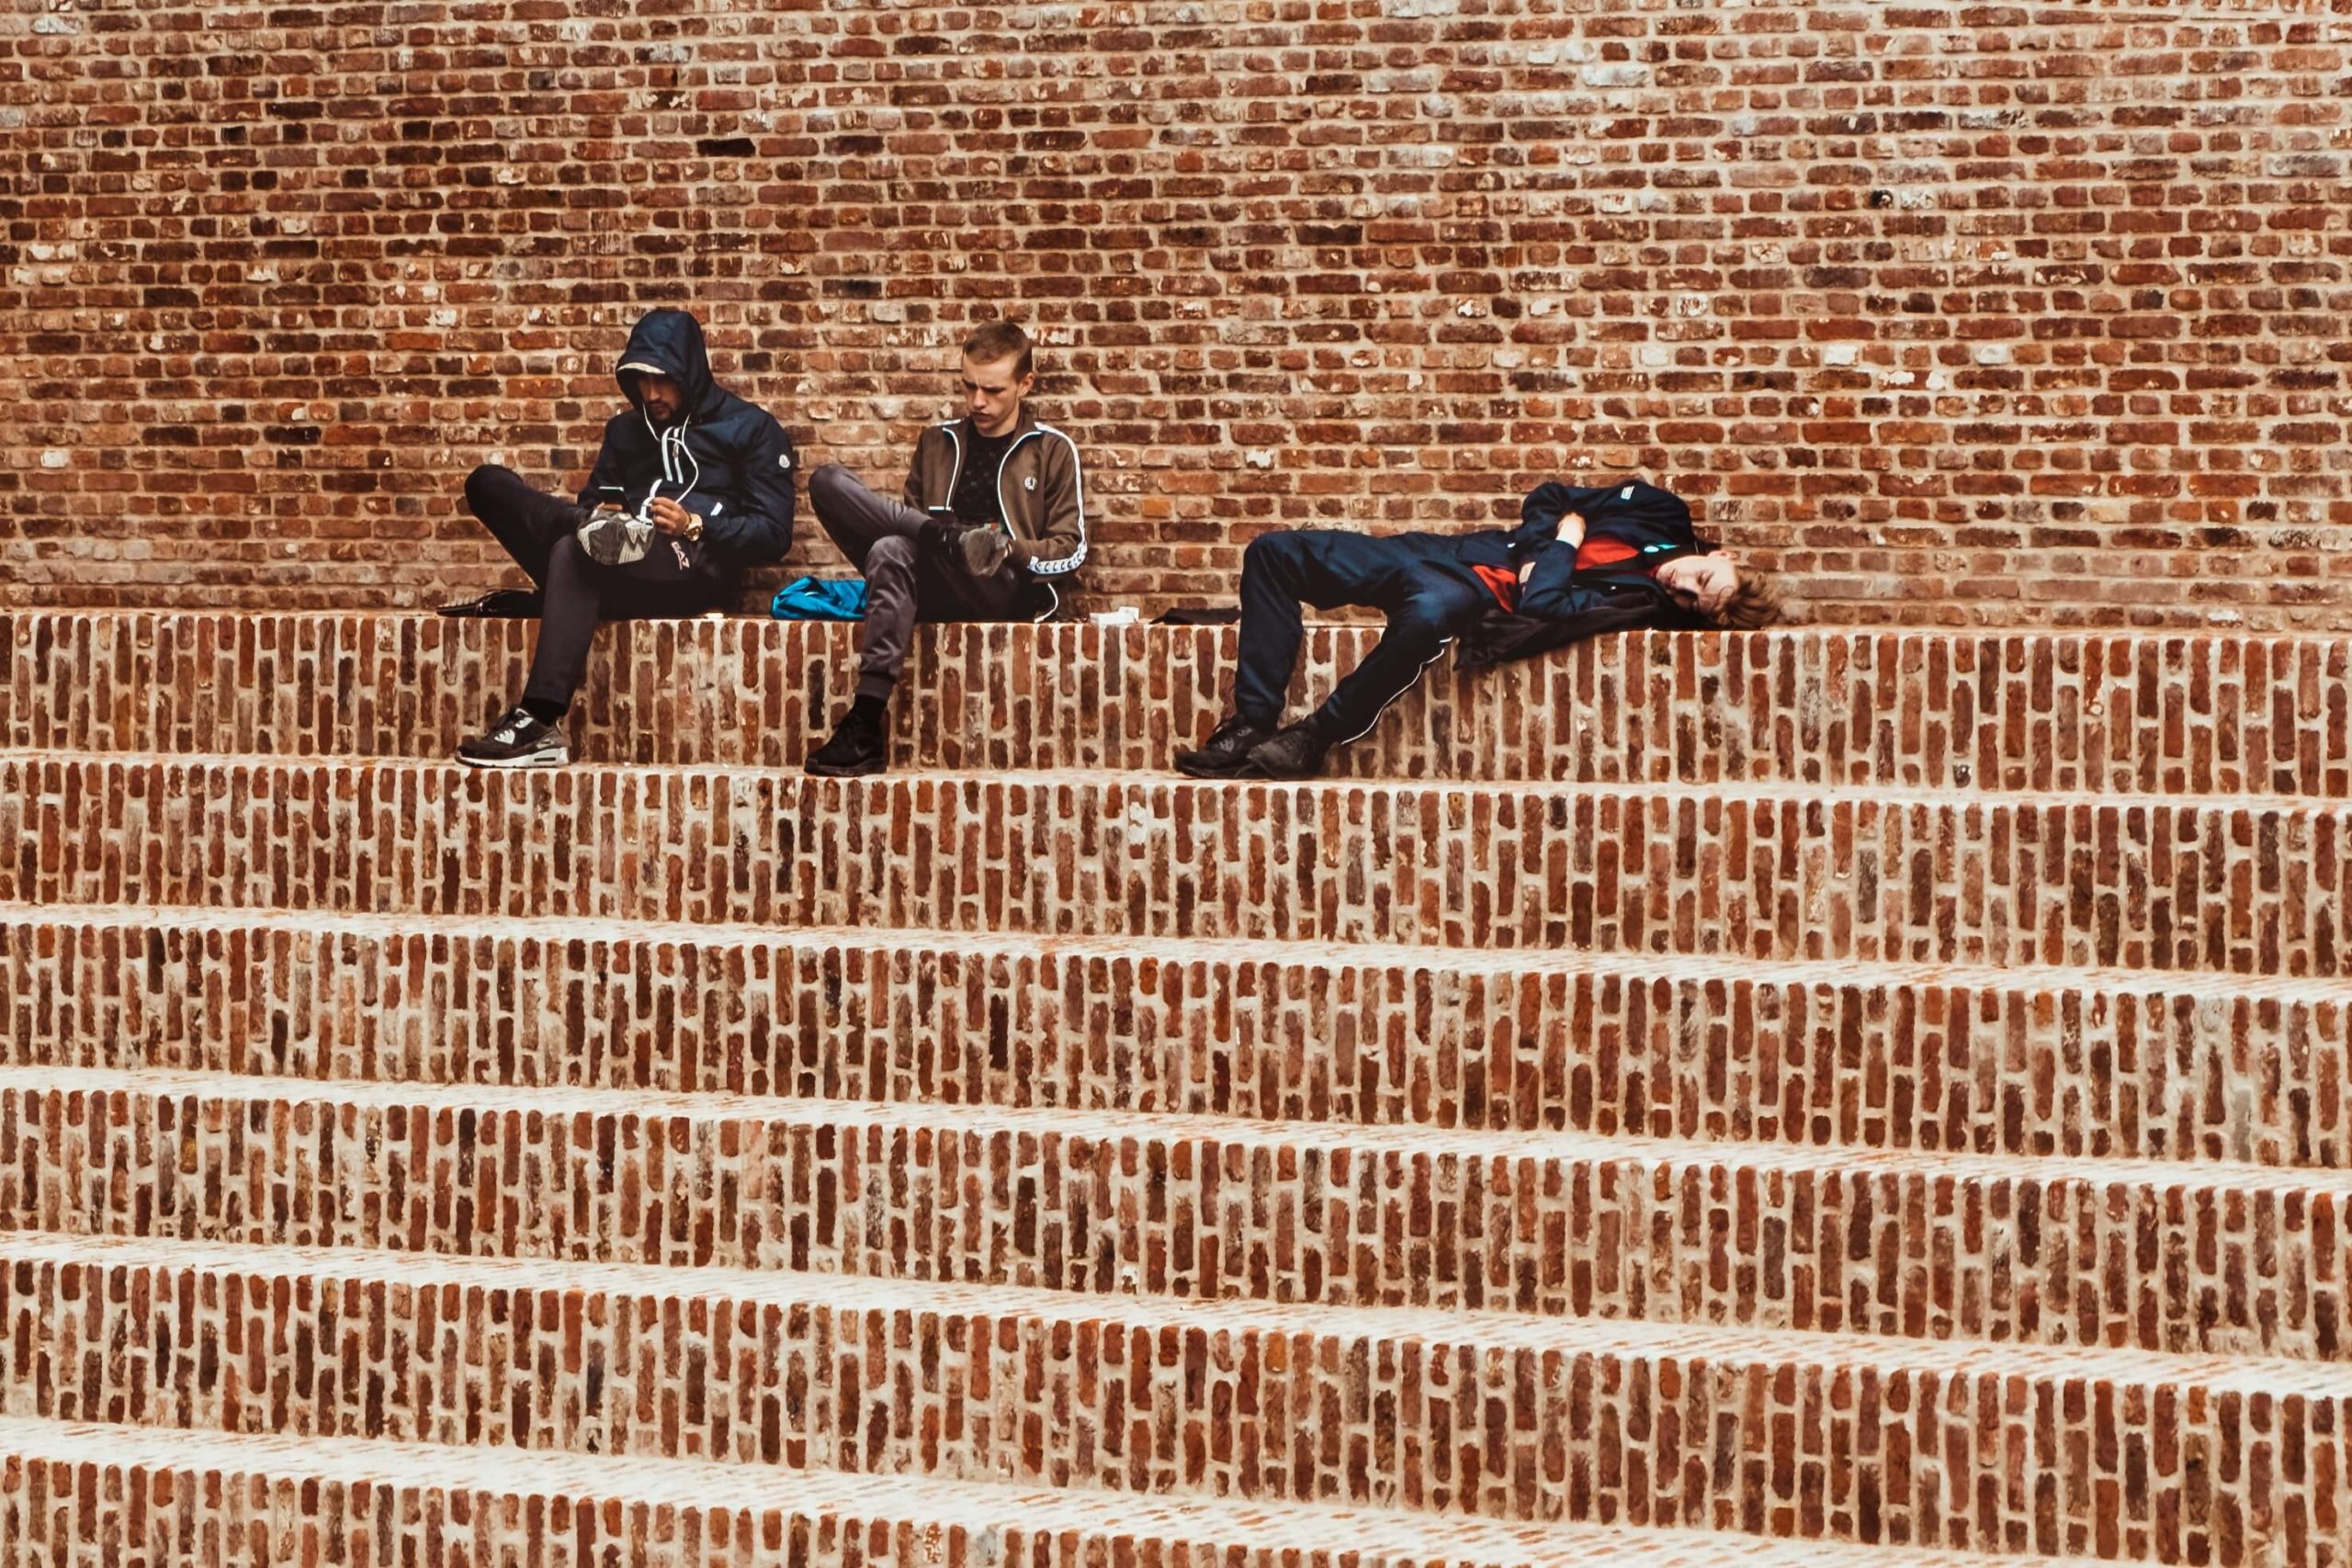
[803,319,1088,776]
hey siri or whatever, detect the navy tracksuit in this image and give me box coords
[1234,480,1710,740]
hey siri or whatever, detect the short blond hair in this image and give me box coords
[1710,566,1785,629]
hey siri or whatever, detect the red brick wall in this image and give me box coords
[2,1,2346,625]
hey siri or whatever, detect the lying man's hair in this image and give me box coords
[1711,567,1785,630]
[963,318,1035,378]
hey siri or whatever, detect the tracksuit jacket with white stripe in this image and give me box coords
[901,410,1087,606]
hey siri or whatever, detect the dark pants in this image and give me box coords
[808,463,1024,703]
[1235,530,1494,742]
[463,465,723,710]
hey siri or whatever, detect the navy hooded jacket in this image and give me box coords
[579,309,797,575]
[1453,479,1714,668]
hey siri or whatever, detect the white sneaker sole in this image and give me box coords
[457,748,570,770]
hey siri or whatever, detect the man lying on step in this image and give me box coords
[801,319,1088,778]
[1175,479,1783,781]
[444,308,798,768]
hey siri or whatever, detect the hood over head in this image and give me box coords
[616,308,718,420]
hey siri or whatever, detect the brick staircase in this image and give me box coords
[0,610,2346,1567]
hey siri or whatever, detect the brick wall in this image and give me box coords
[2,0,2346,626]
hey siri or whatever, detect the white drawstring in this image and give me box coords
[668,418,700,499]
[636,408,700,514]
[639,407,669,510]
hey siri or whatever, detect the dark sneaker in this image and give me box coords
[1245,721,1329,781]
[1174,714,1273,779]
[805,706,888,777]
[457,705,569,769]
[437,587,544,618]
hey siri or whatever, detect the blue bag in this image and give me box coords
[770,576,868,621]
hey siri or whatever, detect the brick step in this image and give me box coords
[3,1067,2343,1360]
[4,756,2345,969]
[3,1236,2339,1562]
[6,612,2347,795]
[7,906,2346,1168]
[0,1416,2159,1568]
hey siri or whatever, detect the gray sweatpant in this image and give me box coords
[808,463,1026,702]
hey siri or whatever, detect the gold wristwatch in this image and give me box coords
[684,513,705,543]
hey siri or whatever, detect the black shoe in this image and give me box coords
[1245,721,1329,780]
[457,705,569,769]
[437,588,544,618]
[1174,714,1273,779]
[805,706,888,777]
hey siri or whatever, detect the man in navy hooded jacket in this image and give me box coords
[447,308,797,767]
[1176,479,1781,780]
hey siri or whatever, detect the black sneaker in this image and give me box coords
[437,587,544,618]
[805,706,888,777]
[1174,714,1273,779]
[1245,721,1329,780]
[457,705,569,769]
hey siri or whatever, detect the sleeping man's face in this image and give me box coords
[1656,553,1739,619]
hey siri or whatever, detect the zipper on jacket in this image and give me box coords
[993,429,1043,539]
